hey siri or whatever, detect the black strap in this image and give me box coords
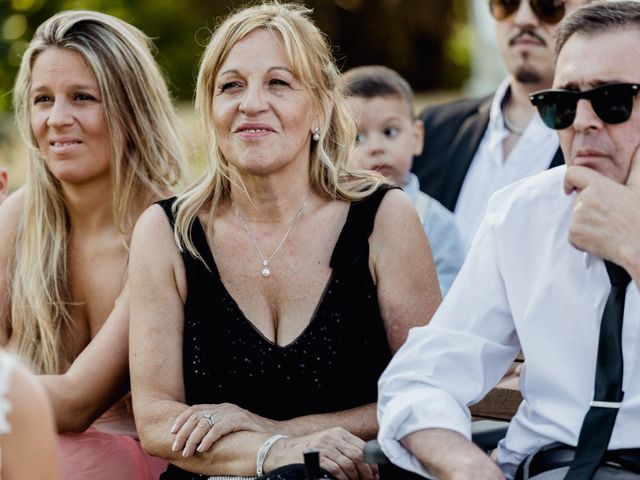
[329,185,397,268]
[564,261,631,480]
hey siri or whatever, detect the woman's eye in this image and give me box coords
[384,127,399,138]
[355,133,366,144]
[33,95,52,104]
[75,93,96,101]
[269,79,290,87]
[219,81,242,92]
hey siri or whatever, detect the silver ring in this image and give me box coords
[203,412,214,428]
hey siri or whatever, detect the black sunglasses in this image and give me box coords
[529,83,640,130]
[489,0,565,24]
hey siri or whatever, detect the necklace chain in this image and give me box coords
[231,197,308,278]
[503,111,525,136]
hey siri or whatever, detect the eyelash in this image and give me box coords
[33,93,96,104]
[75,93,95,101]
[219,81,242,92]
[33,95,51,104]
[217,78,292,93]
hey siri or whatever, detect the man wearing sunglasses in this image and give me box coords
[378,2,640,479]
[412,0,588,253]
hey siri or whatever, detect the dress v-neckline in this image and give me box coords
[189,205,354,349]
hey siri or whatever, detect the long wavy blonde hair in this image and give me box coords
[10,10,188,374]
[174,1,383,259]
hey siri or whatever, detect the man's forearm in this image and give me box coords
[401,428,505,480]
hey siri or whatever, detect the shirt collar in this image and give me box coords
[486,77,560,165]
[403,173,419,202]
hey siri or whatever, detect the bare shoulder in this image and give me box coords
[4,357,55,440]
[7,359,50,414]
[131,203,175,248]
[4,357,59,479]
[0,188,26,249]
[130,202,186,298]
[372,188,422,238]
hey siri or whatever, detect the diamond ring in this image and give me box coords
[203,412,214,428]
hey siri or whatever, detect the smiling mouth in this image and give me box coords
[238,128,270,133]
[51,141,81,148]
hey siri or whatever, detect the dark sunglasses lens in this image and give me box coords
[591,85,635,125]
[533,92,576,130]
[530,0,565,24]
[489,0,520,20]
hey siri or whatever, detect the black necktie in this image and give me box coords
[564,261,631,480]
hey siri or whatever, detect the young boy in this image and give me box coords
[342,65,464,296]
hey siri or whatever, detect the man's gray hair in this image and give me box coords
[556,1,640,55]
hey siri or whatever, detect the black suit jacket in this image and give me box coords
[412,95,565,212]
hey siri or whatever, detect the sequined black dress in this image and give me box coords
[157,187,394,479]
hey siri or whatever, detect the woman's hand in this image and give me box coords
[268,427,378,480]
[171,403,282,457]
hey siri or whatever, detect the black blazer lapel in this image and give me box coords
[441,98,491,211]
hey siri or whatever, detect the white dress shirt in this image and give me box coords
[454,77,560,252]
[378,166,640,479]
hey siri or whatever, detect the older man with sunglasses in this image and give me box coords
[413,0,589,253]
[378,2,640,480]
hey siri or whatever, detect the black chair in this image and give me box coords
[363,420,509,479]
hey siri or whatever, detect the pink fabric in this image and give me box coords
[59,427,167,480]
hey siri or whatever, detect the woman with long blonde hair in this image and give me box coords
[0,9,187,479]
[129,2,440,479]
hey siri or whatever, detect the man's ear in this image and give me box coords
[413,119,425,156]
[0,168,8,203]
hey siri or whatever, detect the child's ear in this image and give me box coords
[413,119,424,156]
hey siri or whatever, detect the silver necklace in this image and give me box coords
[231,197,308,278]
[503,111,525,136]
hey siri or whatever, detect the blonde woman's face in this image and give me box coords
[211,28,318,177]
[30,48,111,187]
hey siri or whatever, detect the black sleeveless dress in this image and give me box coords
[157,187,394,479]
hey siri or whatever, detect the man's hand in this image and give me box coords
[563,149,640,283]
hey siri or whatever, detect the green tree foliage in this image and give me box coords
[0,0,468,113]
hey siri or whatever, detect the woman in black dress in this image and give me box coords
[129,2,441,479]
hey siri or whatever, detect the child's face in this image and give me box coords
[347,94,424,186]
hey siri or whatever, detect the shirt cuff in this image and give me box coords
[378,389,471,477]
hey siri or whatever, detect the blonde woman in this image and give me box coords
[129,2,441,479]
[0,350,59,479]
[0,10,187,479]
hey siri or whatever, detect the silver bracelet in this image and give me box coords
[207,476,256,480]
[256,434,287,477]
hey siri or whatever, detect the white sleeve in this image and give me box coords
[377,214,521,477]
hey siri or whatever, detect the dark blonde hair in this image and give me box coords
[10,10,187,373]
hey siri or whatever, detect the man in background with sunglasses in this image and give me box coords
[412,0,588,253]
[378,2,640,479]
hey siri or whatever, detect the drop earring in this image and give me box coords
[312,127,320,142]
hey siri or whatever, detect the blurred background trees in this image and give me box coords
[0,0,481,188]
[0,0,470,112]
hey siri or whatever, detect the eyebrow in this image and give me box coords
[558,79,629,90]
[217,66,294,78]
[30,83,100,94]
